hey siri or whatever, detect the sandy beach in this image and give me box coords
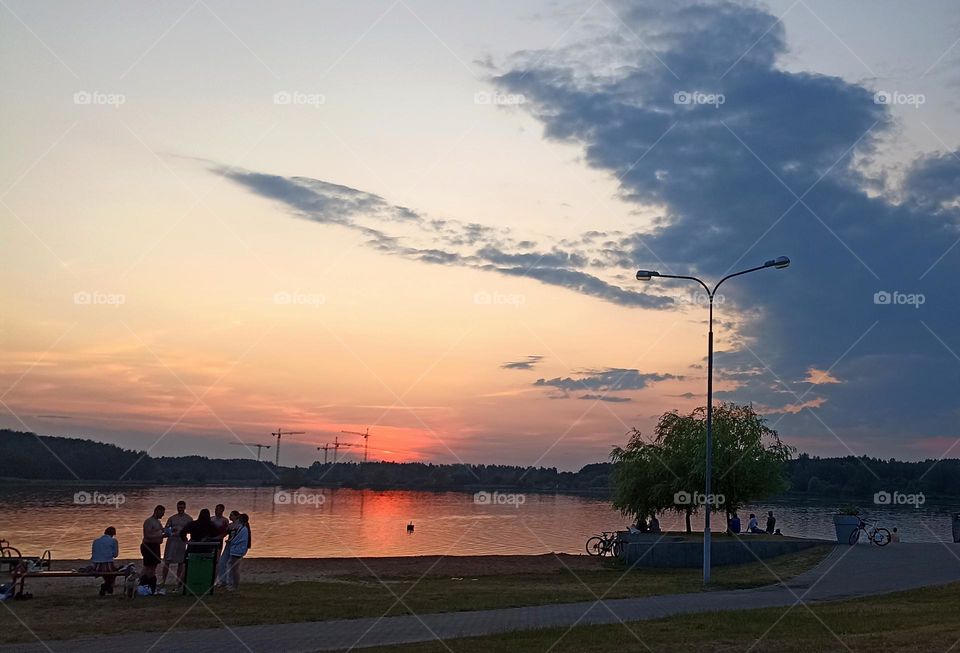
[44,554,597,586]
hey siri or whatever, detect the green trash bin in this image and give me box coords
[183,541,219,596]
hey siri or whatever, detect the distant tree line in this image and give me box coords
[3,429,960,499]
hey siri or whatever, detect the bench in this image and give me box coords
[0,551,51,574]
[9,562,137,598]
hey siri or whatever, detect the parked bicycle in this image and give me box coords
[848,519,891,546]
[585,531,623,557]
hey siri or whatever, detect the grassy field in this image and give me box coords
[351,581,960,653]
[0,547,829,644]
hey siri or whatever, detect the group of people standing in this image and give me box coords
[91,500,252,596]
[139,501,251,594]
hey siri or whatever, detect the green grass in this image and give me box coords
[352,581,960,652]
[0,547,829,644]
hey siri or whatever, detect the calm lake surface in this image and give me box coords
[1,486,957,559]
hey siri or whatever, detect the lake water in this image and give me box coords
[0,486,957,559]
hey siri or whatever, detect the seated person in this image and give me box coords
[765,510,776,534]
[747,513,765,533]
[728,512,742,534]
[648,515,661,533]
[91,526,119,596]
[629,516,648,533]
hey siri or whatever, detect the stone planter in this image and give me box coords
[833,515,860,544]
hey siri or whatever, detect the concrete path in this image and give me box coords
[4,543,959,653]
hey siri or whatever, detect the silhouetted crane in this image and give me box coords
[340,428,371,462]
[272,428,305,467]
[229,442,272,461]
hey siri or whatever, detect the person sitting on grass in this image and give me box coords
[728,512,741,534]
[91,526,119,596]
[891,527,901,543]
[648,515,661,533]
[747,513,765,533]
[765,510,776,534]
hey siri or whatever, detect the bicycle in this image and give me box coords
[848,519,891,546]
[585,531,623,557]
[0,538,22,560]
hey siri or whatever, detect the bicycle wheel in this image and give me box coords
[848,528,861,545]
[585,536,603,556]
[872,528,891,546]
[611,541,623,558]
[0,545,21,559]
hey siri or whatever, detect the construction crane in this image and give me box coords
[340,428,371,462]
[316,443,333,464]
[319,436,362,464]
[229,442,272,461]
[272,428,305,467]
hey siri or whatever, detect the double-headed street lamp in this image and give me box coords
[636,256,790,584]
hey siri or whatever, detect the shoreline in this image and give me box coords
[46,553,599,585]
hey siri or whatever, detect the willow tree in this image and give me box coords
[611,403,794,532]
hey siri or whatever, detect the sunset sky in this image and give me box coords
[2,0,960,470]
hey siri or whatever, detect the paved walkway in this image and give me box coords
[4,543,959,653]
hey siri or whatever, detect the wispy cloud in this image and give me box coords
[501,355,545,370]
[214,164,672,310]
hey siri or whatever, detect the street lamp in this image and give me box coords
[636,256,790,583]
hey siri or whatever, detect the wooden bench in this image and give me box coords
[9,562,137,598]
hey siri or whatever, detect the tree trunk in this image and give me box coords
[685,507,692,533]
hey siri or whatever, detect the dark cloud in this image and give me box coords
[493,0,960,452]
[216,165,672,310]
[502,355,545,370]
[579,394,633,403]
[534,368,679,393]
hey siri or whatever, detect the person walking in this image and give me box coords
[225,513,251,591]
[140,505,166,594]
[160,500,192,590]
[91,526,119,596]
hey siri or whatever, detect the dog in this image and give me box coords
[123,566,139,599]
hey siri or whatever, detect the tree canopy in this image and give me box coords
[611,403,794,531]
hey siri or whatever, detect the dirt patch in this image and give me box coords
[44,553,600,587]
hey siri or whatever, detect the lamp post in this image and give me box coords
[636,256,789,583]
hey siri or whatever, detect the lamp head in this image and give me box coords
[764,256,790,270]
[636,270,660,281]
